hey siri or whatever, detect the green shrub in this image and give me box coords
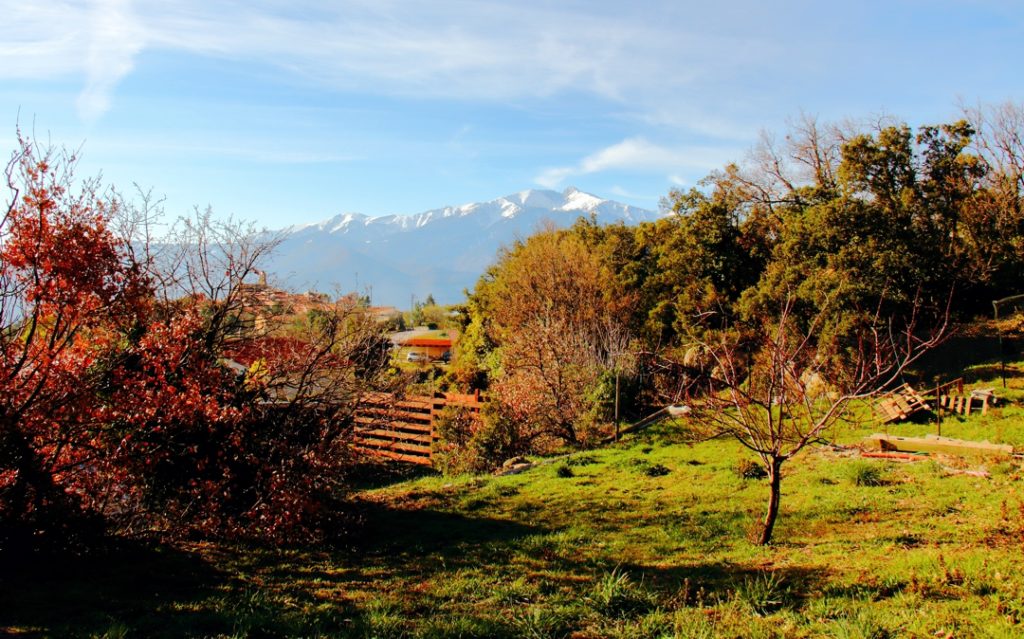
[990,460,1018,476]
[846,461,886,487]
[644,463,671,477]
[587,567,657,618]
[566,454,598,467]
[510,606,573,639]
[555,464,575,478]
[432,403,528,474]
[732,571,790,616]
[736,459,768,480]
[829,609,892,639]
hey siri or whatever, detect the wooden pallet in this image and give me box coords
[876,383,930,423]
[938,388,996,416]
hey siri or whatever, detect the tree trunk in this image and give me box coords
[1,422,62,525]
[757,457,783,545]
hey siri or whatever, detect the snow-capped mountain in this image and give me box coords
[266,187,660,306]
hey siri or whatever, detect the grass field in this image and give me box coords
[4,363,1024,638]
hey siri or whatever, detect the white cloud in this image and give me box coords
[535,166,574,189]
[0,1,776,131]
[76,0,147,122]
[608,185,659,201]
[0,0,146,122]
[536,137,737,187]
[4,0,1016,140]
[0,2,91,77]
[90,135,361,164]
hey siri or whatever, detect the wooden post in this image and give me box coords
[614,369,620,442]
[995,300,1007,389]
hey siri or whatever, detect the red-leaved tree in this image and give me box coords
[1,134,402,548]
[0,134,149,548]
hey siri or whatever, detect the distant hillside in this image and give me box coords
[265,187,661,306]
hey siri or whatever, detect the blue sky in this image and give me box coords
[2,0,1022,228]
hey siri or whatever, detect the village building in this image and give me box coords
[368,306,402,323]
[237,270,335,332]
[402,336,453,360]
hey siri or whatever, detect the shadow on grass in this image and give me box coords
[612,560,829,611]
[352,504,543,553]
[344,459,440,491]
[961,364,1024,385]
[909,335,1020,382]
[0,536,376,638]
[0,539,233,638]
[341,497,828,612]
[236,502,831,635]
[0,502,545,638]
[296,501,551,588]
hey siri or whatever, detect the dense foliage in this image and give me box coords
[0,135,396,550]
[454,106,1024,478]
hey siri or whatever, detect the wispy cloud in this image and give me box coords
[76,0,147,122]
[91,135,362,165]
[535,137,737,188]
[1,2,91,77]
[0,0,146,122]
[669,175,688,186]
[140,2,691,101]
[609,185,659,201]
[0,1,774,132]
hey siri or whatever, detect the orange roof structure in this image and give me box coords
[404,337,453,348]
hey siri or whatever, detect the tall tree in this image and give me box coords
[961,101,1024,296]
[0,134,148,545]
[1,134,405,546]
[474,227,632,446]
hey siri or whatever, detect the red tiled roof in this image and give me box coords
[404,337,452,347]
[224,336,348,370]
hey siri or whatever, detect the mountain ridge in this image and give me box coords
[266,187,661,306]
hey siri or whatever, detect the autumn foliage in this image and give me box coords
[453,106,1024,481]
[0,137,149,547]
[0,135,391,549]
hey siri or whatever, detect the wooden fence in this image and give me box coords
[352,391,484,465]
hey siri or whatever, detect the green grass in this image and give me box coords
[5,363,1024,637]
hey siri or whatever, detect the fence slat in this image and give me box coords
[353,392,484,465]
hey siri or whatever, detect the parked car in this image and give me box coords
[406,351,429,363]
[436,351,452,363]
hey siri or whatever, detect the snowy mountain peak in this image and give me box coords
[508,188,561,209]
[490,187,610,217]
[558,187,605,212]
[269,188,660,306]
[287,211,369,233]
[329,212,366,232]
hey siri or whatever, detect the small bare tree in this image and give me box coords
[684,293,949,545]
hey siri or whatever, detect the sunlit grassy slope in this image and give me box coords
[5,363,1024,638]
